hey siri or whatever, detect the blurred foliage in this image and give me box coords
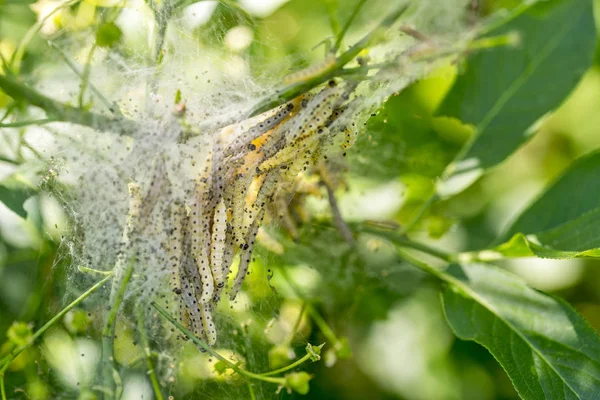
[1,0,600,400]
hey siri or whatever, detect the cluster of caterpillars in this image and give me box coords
[159,80,359,345]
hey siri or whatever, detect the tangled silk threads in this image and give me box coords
[101,80,358,345]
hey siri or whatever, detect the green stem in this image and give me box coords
[277,267,344,350]
[151,302,286,385]
[358,224,452,262]
[324,0,341,37]
[247,381,257,400]
[248,4,409,117]
[136,307,164,400]
[0,74,137,134]
[333,0,367,51]
[0,274,113,400]
[101,259,134,399]
[305,304,341,349]
[394,248,455,285]
[47,41,116,115]
[78,45,98,109]
[10,0,81,72]
[0,118,56,128]
[258,353,313,377]
[0,156,18,165]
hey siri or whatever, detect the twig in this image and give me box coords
[358,223,452,262]
[101,259,134,399]
[247,381,257,400]
[0,274,113,400]
[0,156,18,165]
[324,0,341,38]
[321,177,354,245]
[47,42,116,115]
[0,74,137,134]
[248,4,409,116]
[278,267,346,354]
[333,0,367,51]
[79,45,98,109]
[258,351,315,377]
[0,118,56,128]
[150,302,286,385]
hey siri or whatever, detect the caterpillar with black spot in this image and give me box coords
[283,53,336,85]
[230,207,264,301]
[210,199,228,289]
[189,153,214,304]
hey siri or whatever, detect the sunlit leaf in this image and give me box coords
[437,0,596,196]
[470,150,600,260]
[442,263,600,399]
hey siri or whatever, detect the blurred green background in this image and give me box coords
[1,0,600,399]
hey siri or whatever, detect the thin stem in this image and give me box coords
[394,248,453,284]
[151,302,286,385]
[277,267,344,350]
[0,156,18,165]
[258,353,313,377]
[79,45,98,109]
[136,307,164,400]
[47,42,116,115]
[399,192,439,235]
[0,118,56,128]
[358,224,452,262]
[10,0,81,72]
[0,274,113,400]
[324,0,341,38]
[0,102,17,122]
[322,178,354,245]
[248,4,409,117]
[305,304,341,349]
[333,0,367,51]
[101,259,134,399]
[0,74,137,134]
[247,381,257,400]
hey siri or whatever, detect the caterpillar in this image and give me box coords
[210,199,228,289]
[230,207,264,301]
[200,302,217,346]
[223,101,297,159]
[166,201,184,299]
[283,53,336,85]
[189,153,215,304]
[179,215,207,341]
[110,183,143,304]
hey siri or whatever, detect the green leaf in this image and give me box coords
[96,22,123,48]
[441,263,600,400]
[478,150,600,259]
[0,177,35,219]
[437,0,596,196]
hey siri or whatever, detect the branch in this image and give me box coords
[0,74,137,134]
[248,5,409,117]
